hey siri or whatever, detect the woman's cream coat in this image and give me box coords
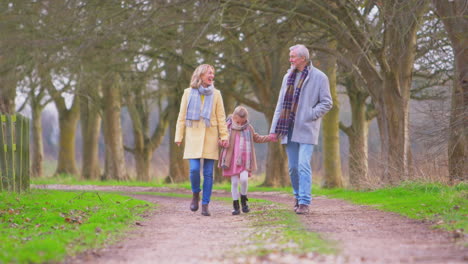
[175,88,229,160]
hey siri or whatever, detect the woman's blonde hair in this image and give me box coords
[190,64,215,88]
[233,106,248,119]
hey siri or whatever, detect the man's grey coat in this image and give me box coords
[270,64,333,145]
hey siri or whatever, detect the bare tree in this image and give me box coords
[433,0,467,182]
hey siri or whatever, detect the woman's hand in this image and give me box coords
[221,140,229,148]
[175,142,181,147]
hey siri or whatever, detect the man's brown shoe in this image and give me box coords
[296,204,309,214]
[190,192,200,212]
[201,204,211,216]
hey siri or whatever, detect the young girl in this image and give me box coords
[219,106,276,215]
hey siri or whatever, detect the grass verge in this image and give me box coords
[32,176,466,232]
[0,189,152,263]
[313,181,468,232]
[31,174,292,193]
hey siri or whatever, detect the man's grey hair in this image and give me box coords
[289,44,310,61]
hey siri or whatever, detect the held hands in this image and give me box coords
[218,139,230,148]
[268,133,278,142]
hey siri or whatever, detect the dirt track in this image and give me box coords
[35,185,467,264]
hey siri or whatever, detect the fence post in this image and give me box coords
[0,114,30,192]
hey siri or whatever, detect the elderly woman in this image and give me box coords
[175,64,229,216]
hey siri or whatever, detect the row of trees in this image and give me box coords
[0,0,465,187]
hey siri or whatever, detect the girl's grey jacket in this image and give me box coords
[270,63,333,145]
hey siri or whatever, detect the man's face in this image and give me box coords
[201,68,215,87]
[289,50,306,70]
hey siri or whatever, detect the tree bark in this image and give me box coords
[102,74,128,181]
[262,141,289,187]
[31,99,43,177]
[367,1,428,184]
[316,40,343,188]
[55,102,80,175]
[0,73,16,114]
[433,0,467,182]
[80,82,101,180]
[134,149,151,182]
[168,119,188,183]
[342,88,370,188]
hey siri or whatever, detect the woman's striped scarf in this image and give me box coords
[185,85,214,127]
[275,66,309,138]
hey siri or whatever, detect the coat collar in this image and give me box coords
[285,61,314,83]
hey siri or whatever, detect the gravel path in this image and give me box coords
[34,185,467,264]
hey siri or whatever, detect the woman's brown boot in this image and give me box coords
[190,192,200,212]
[201,204,211,216]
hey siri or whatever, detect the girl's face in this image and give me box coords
[201,68,215,87]
[233,114,247,125]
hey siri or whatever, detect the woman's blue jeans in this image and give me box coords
[189,159,214,205]
[286,133,314,205]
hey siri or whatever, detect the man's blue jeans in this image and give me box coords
[189,159,214,205]
[285,137,314,205]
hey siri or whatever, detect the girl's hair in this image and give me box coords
[233,106,248,118]
[190,64,215,88]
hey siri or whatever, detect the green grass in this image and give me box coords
[32,175,466,232]
[0,189,153,264]
[242,199,335,256]
[313,181,468,232]
[32,174,293,193]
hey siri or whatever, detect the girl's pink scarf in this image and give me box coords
[219,116,256,172]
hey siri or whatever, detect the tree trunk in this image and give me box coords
[102,75,128,181]
[55,105,80,175]
[262,142,289,187]
[0,73,16,114]
[135,148,151,182]
[370,1,427,184]
[168,118,188,183]
[80,84,101,180]
[375,74,412,184]
[31,101,43,177]
[433,0,467,182]
[316,40,343,188]
[346,91,370,188]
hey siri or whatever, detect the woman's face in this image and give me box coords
[233,114,247,125]
[201,68,215,87]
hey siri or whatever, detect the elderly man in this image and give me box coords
[270,44,333,214]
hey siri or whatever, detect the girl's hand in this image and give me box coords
[221,140,230,148]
